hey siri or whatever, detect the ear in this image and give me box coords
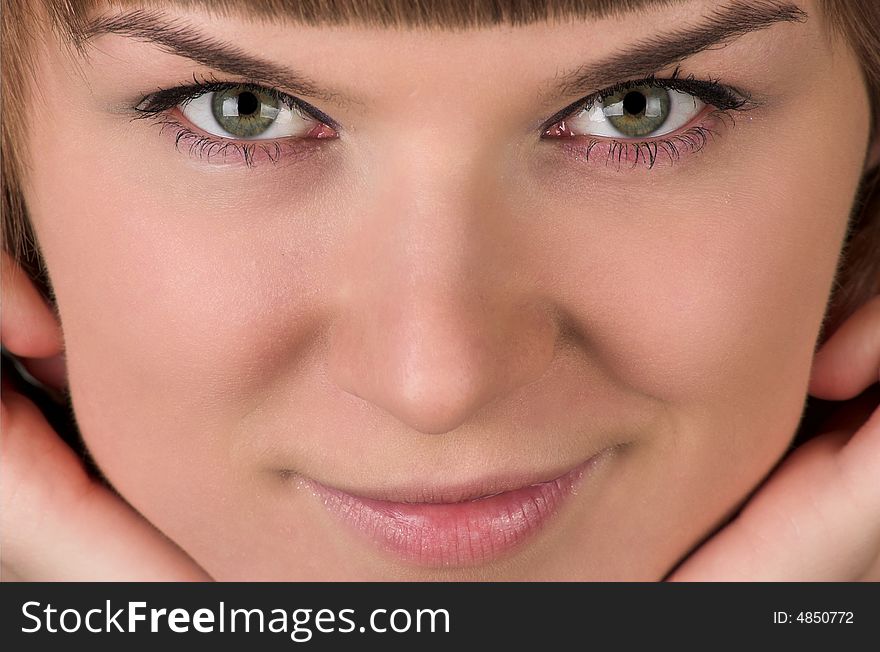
[1,250,67,391]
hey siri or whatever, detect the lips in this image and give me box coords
[299,451,610,567]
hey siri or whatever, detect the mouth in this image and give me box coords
[295,448,615,568]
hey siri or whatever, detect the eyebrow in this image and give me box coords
[547,0,807,101]
[81,9,353,106]
[81,1,807,110]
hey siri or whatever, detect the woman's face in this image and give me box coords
[22,0,872,579]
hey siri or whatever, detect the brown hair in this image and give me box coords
[2,0,879,341]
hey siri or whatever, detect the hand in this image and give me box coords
[666,295,880,581]
[1,252,211,581]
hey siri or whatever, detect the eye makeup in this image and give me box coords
[131,67,760,170]
[132,73,339,167]
[540,67,762,170]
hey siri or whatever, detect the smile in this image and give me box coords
[298,449,615,567]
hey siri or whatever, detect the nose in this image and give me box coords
[326,144,558,435]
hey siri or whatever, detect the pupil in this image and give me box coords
[622,91,647,116]
[237,92,259,116]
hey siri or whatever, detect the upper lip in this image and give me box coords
[293,447,613,504]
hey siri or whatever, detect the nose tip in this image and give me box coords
[327,292,557,435]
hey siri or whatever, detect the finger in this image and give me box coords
[864,547,880,581]
[812,382,880,438]
[1,251,67,392]
[809,294,880,400]
[668,407,880,580]
[1,388,211,581]
[8,350,68,397]
[1,563,25,581]
[838,391,880,515]
[1,251,63,359]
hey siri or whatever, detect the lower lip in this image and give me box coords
[302,454,606,567]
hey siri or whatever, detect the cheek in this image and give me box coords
[528,178,852,407]
[25,86,348,534]
[520,82,868,574]
[527,58,867,411]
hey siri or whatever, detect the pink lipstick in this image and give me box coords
[301,452,608,567]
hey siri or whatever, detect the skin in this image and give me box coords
[1,0,879,580]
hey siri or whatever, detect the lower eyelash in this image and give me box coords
[137,113,323,168]
[557,109,734,171]
[572,124,717,169]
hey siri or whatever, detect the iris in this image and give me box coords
[211,86,281,138]
[602,86,671,138]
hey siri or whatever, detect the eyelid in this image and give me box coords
[132,74,339,168]
[134,73,342,131]
[537,68,755,135]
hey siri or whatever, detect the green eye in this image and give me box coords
[180,84,319,141]
[210,86,281,138]
[601,86,671,138]
[560,83,705,140]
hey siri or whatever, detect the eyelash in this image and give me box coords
[133,68,757,169]
[540,67,759,169]
[133,73,336,167]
